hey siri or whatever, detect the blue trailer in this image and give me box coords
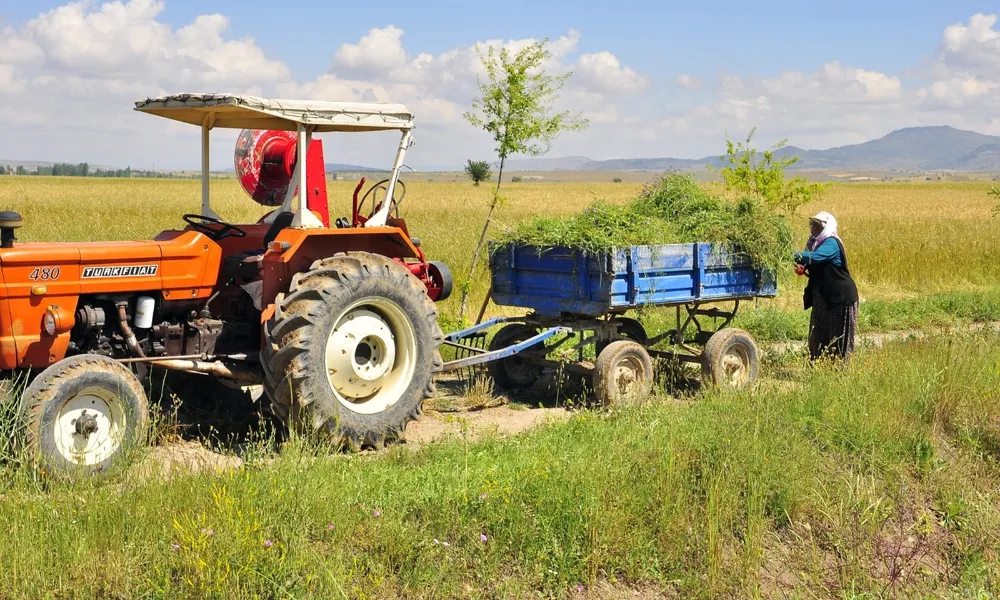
[439,242,777,404]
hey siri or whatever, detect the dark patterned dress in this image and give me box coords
[795,237,859,361]
[807,288,858,360]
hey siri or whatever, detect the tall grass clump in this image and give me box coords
[497,172,794,273]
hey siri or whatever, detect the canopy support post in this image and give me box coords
[366,130,412,227]
[200,115,220,219]
[292,124,323,229]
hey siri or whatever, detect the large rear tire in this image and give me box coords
[19,354,149,480]
[263,252,443,449]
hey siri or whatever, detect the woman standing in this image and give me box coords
[794,211,859,361]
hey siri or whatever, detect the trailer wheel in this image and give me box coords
[19,354,149,479]
[596,317,648,356]
[593,340,654,406]
[264,252,443,449]
[701,328,759,389]
[487,324,544,391]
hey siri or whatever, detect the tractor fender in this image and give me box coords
[260,227,421,310]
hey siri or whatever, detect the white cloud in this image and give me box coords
[674,74,702,89]
[942,13,1000,58]
[333,25,407,73]
[0,0,288,86]
[573,51,649,94]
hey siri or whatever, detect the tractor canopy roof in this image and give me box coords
[134,93,414,132]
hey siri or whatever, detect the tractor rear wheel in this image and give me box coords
[263,252,443,449]
[19,354,149,479]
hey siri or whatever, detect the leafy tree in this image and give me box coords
[15,166,25,176]
[460,39,589,318]
[714,128,826,212]
[464,159,492,186]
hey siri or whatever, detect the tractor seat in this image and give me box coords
[263,211,295,248]
[223,211,294,281]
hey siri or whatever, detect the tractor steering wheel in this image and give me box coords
[182,214,248,241]
[357,178,407,221]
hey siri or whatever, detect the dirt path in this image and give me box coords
[768,321,1000,355]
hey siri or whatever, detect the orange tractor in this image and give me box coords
[3,94,451,478]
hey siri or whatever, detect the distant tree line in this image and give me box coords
[0,163,209,179]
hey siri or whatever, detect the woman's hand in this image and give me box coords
[795,264,806,276]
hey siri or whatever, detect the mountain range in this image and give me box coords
[503,126,1000,172]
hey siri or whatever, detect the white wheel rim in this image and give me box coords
[325,298,417,415]
[721,346,750,387]
[612,355,645,401]
[53,387,127,466]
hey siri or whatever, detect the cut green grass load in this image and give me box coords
[496,173,795,273]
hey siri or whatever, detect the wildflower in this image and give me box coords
[171,544,180,551]
[264,540,274,548]
[480,533,488,543]
[576,585,584,593]
[200,528,215,536]
[373,509,381,518]
[443,541,450,547]
[327,523,335,531]
[480,492,488,500]
[433,539,440,545]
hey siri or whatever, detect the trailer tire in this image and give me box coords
[701,328,759,389]
[593,340,654,406]
[596,317,648,356]
[264,252,443,450]
[487,324,544,391]
[19,354,149,480]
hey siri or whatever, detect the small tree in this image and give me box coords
[460,40,589,318]
[990,186,1000,216]
[464,159,492,186]
[714,127,826,212]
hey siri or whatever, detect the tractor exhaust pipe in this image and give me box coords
[117,302,146,358]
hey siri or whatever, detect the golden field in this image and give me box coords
[1,175,996,320]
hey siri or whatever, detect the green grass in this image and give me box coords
[3,334,1000,598]
[737,288,1000,342]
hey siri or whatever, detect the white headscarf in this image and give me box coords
[806,211,839,251]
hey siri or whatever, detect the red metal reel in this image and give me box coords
[400,259,452,302]
[235,129,298,207]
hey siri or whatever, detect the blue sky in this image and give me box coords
[1,1,999,169]
[4,0,989,81]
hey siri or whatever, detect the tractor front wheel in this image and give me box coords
[263,252,443,449]
[19,354,149,479]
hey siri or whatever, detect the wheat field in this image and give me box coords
[1,175,996,324]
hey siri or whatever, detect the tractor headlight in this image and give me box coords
[43,305,73,336]
[43,311,57,336]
